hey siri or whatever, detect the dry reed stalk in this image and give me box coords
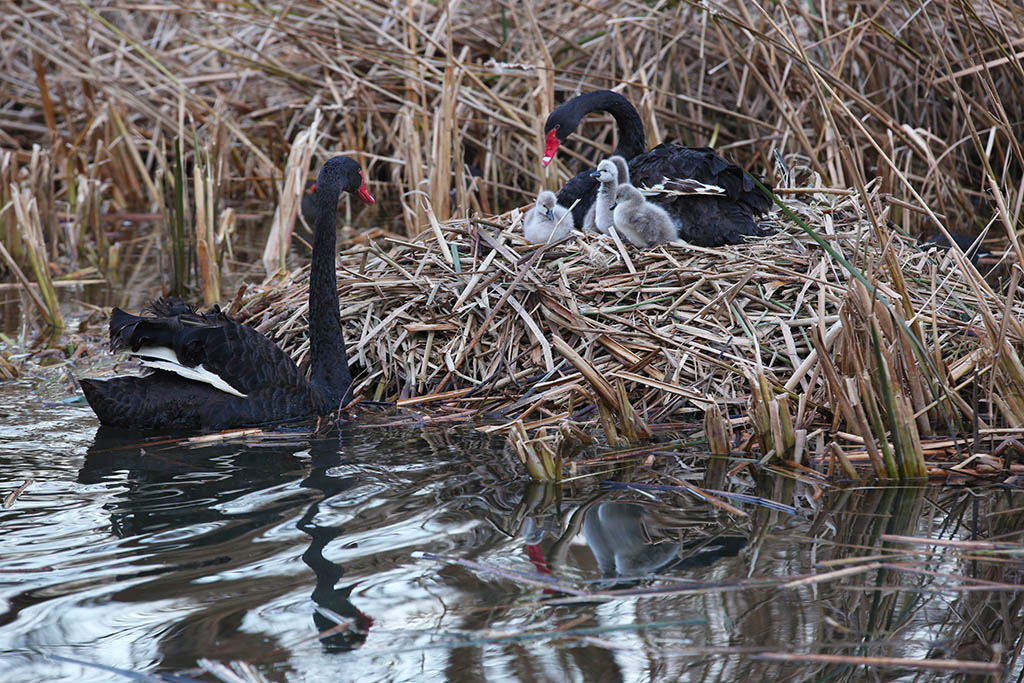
[261,112,321,276]
[193,145,220,305]
[701,401,732,488]
[0,239,47,319]
[10,186,63,333]
[704,402,730,456]
[506,419,561,481]
[0,153,21,268]
[2,0,1016,243]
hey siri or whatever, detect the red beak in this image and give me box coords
[356,174,375,205]
[541,128,560,167]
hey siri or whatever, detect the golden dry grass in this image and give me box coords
[1,1,1020,239]
[2,1,1023,478]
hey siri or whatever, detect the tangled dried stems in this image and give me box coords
[0,1,1020,242]
[230,181,1022,479]
[1,1,1022,478]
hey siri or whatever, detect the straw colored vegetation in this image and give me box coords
[1,1,1022,480]
[232,183,1023,481]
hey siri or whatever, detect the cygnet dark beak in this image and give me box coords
[588,169,601,179]
[609,202,617,211]
[545,208,554,221]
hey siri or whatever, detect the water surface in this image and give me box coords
[1,375,1022,682]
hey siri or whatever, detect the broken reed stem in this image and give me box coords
[194,146,220,306]
[10,186,63,333]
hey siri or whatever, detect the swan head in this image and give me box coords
[543,90,636,167]
[614,184,644,207]
[542,101,579,166]
[317,156,375,206]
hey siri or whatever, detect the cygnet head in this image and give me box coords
[614,183,644,207]
[589,159,619,184]
[536,190,558,220]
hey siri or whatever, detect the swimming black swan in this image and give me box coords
[542,90,773,247]
[80,156,375,432]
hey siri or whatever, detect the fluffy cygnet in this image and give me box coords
[523,190,572,244]
[582,159,622,234]
[611,184,677,247]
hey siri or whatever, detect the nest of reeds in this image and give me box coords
[231,181,1023,474]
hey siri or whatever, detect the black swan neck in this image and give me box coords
[556,91,648,160]
[309,186,352,409]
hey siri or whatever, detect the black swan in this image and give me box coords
[542,90,773,247]
[80,156,374,432]
[921,231,986,265]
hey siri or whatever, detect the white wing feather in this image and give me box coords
[133,346,247,398]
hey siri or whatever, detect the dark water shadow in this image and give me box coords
[77,426,374,667]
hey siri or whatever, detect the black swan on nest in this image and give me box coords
[80,156,375,432]
[542,90,773,247]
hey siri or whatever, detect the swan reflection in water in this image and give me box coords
[80,426,373,661]
[584,502,746,584]
[522,498,746,589]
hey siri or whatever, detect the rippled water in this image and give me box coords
[2,374,1023,682]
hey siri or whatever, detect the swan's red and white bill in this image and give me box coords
[356,172,375,204]
[542,128,560,167]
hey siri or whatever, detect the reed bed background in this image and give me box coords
[2,1,1021,246]
[1,0,1023,479]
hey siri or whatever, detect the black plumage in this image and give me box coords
[300,179,318,229]
[921,231,986,265]
[80,156,375,433]
[542,90,773,247]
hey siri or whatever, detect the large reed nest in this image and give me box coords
[231,183,1023,474]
